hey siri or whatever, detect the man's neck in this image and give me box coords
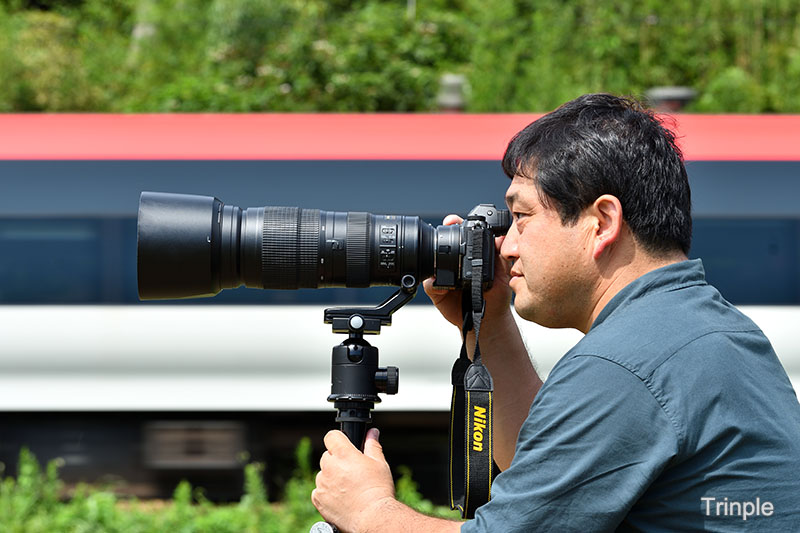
[581,249,688,333]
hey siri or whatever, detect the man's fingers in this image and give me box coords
[363,428,385,462]
[423,276,448,294]
[319,450,331,470]
[495,234,505,252]
[443,214,463,226]
[323,429,357,457]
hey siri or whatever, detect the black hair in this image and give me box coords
[502,93,692,256]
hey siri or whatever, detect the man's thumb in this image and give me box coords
[363,428,385,461]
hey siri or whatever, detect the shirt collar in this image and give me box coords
[589,259,707,331]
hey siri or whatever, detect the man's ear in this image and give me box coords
[590,194,623,260]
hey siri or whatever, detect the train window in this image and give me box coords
[691,218,800,305]
[0,218,134,303]
[1,216,797,305]
[0,217,411,306]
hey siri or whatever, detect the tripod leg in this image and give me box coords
[340,420,367,451]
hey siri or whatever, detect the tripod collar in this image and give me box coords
[324,275,417,335]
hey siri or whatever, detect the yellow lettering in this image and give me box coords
[472,405,488,452]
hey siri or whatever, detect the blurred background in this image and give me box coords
[0,0,799,512]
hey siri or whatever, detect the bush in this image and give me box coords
[1,0,799,112]
[466,0,800,112]
[0,440,457,532]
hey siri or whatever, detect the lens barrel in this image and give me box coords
[137,192,437,299]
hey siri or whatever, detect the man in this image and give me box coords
[311,94,800,532]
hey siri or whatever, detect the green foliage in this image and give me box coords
[0,443,456,532]
[395,465,459,520]
[467,0,800,112]
[277,437,320,532]
[0,0,799,111]
[695,66,766,112]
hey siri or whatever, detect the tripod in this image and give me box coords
[310,275,418,533]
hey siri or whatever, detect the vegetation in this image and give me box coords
[0,440,458,532]
[0,0,798,112]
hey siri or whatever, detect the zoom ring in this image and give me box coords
[346,212,370,287]
[262,207,301,289]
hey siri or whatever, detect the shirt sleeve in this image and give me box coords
[462,354,680,533]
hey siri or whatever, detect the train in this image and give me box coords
[1,114,798,501]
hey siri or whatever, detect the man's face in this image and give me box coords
[501,176,596,329]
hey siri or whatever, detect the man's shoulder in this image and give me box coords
[562,279,800,454]
[574,281,765,380]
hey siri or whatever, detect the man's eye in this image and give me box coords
[513,212,528,221]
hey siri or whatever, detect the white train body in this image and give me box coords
[2,305,796,411]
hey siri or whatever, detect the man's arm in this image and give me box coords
[312,429,463,533]
[468,306,541,470]
[423,216,542,470]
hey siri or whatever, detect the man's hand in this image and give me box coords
[312,428,395,532]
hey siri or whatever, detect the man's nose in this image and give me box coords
[500,223,518,260]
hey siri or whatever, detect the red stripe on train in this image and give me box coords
[0,114,797,161]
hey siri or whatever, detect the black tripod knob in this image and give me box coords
[376,366,399,395]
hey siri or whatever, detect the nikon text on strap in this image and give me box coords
[449,227,494,519]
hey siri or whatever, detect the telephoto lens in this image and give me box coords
[137,192,438,299]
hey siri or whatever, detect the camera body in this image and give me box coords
[433,204,510,290]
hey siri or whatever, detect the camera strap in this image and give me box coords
[449,229,494,519]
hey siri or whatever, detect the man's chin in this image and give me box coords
[514,300,564,329]
[513,299,536,322]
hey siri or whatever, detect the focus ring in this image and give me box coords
[346,212,370,287]
[262,207,300,289]
[298,209,321,288]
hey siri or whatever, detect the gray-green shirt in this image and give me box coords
[463,259,800,532]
